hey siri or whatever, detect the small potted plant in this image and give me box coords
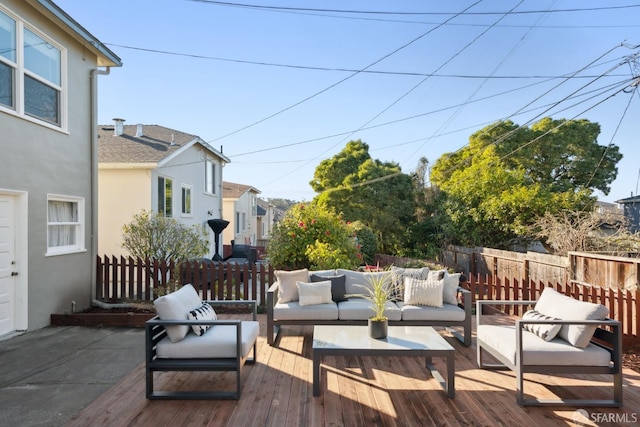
[359,268,393,339]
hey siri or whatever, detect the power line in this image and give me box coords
[189,1,640,16]
[206,0,483,144]
[105,43,629,79]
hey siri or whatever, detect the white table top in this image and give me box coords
[312,325,454,352]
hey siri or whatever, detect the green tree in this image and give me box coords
[266,203,361,270]
[429,117,620,247]
[347,220,378,264]
[122,210,210,262]
[311,140,415,253]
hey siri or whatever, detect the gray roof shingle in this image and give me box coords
[98,124,199,163]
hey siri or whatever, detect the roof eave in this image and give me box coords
[29,0,122,67]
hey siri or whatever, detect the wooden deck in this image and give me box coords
[68,314,640,426]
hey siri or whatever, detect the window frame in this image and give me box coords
[46,194,85,256]
[158,176,173,217]
[205,160,216,195]
[181,184,192,216]
[0,6,67,130]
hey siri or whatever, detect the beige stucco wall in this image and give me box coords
[98,167,152,257]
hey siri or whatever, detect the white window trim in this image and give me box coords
[46,194,85,256]
[181,184,192,217]
[0,5,67,131]
[204,160,216,195]
[158,175,173,218]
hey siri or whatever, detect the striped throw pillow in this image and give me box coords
[187,302,217,336]
[521,309,561,341]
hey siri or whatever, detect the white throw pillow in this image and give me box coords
[187,302,217,336]
[275,269,309,303]
[534,287,609,348]
[443,271,461,305]
[521,309,562,341]
[296,280,333,306]
[403,276,444,308]
[389,266,430,301]
[153,284,203,343]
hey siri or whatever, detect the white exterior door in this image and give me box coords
[0,195,16,335]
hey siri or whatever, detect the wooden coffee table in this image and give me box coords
[312,325,455,397]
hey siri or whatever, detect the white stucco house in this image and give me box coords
[222,181,260,247]
[97,120,230,258]
[0,0,121,333]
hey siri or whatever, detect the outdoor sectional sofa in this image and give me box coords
[266,267,472,346]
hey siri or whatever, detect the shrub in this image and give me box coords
[266,203,361,270]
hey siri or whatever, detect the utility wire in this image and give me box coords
[189,1,640,16]
[207,0,483,144]
[228,76,630,158]
[105,43,626,79]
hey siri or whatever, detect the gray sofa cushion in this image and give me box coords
[336,269,391,297]
[273,301,339,320]
[337,298,402,321]
[156,320,260,359]
[398,302,466,321]
[477,324,611,366]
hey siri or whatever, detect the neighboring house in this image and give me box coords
[0,0,121,333]
[97,120,230,258]
[222,182,260,246]
[615,195,640,234]
[256,198,283,247]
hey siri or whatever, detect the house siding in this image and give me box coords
[0,0,114,330]
[98,167,152,257]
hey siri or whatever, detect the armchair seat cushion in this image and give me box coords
[399,302,466,322]
[156,320,260,359]
[477,324,611,367]
[273,301,338,320]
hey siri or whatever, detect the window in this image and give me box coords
[205,160,215,194]
[181,185,192,215]
[0,7,64,127]
[235,211,240,234]
[158,176,172,217]
[242,212,247,231]
[47,195,84,255]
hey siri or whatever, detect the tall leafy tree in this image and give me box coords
[430,117,621,247]
[311,140,415,253]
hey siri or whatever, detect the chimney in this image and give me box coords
[113,118,125,136]
[135,123,144,137]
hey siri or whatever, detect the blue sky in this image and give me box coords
[55,0,640,203]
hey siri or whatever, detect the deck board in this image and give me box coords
[67,314,640,427]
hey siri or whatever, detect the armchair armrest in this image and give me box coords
[476,299,537,329]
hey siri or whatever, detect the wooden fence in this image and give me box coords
[442,246,640,291]
[95,256,275,307]
[379,250,640,345]
[466,271,639,345]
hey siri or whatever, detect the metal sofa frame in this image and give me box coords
[145,300,257,400]
[476,299,622,407]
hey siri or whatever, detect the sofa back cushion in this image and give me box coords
[154,284,203,343]
[275,269,309,303]
[336,269,391,297]
[534,287,609,348]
